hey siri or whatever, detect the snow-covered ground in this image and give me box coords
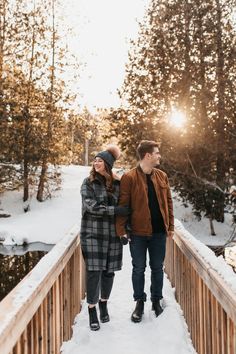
[0,165,234,246]
[0,166,88,245]
[61,246,196,354]
[173,194,233,247]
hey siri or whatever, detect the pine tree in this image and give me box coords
[0,0,79,203]
[116,0,235,231]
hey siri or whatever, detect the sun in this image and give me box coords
[169,109,186,128]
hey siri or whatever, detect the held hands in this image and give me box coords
[120,234,130,245]
[114,205,131,216]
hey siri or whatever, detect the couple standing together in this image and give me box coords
[80,140,174,331]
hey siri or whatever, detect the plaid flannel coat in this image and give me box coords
[80,176,123,272]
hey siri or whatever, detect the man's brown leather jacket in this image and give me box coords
[116,165,174,237]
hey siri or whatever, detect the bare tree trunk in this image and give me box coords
[215,0,225,222]
[195,0,208,139]
[0,0,6,104]
[84,139,89,165]
[209,217,216,236]
[23,0,36,203]
[0,1,9,164]
[37,160,47,202]
[181,0,191,114]
[37,0,55,202]
[23,107,30,202]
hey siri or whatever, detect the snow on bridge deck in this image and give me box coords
[61,246,196,354]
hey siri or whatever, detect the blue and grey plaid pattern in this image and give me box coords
[80,177,123,272]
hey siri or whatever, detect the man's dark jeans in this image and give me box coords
[129,232,166,302]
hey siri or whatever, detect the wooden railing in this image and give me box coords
[0,225,85,354]
[165,224,236,354]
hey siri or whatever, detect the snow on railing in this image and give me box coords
[0,225,85,354]
[175,220,236,293]
[165,219,236,354]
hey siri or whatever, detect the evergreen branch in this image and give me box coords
[171,168,225,194]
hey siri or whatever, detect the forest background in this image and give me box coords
[0,0,235,236]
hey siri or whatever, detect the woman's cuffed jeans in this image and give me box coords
[86,270,115,304]
[129,232,166,302]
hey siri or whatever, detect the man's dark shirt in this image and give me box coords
[146,174,166,233]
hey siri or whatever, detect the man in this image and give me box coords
[116,140,174,322]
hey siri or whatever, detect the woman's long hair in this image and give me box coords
[89,161,114,193]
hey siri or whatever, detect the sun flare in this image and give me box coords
[169,109,186,128]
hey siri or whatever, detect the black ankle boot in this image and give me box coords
[88,306,100,331]
[152,300,163,317]
[99,300,110,323]
[131,300,144,323]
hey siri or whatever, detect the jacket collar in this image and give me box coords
[137,164,154,176]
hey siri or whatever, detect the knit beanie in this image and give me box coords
[95,145,121,169]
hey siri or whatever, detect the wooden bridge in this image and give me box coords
[0,225,235,354]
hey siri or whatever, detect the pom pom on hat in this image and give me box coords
[105,144,121,160]
[95,144,121,168]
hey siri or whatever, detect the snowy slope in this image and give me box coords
[173,194,233,246]
[0,165,233,246]
[0,166,89,245]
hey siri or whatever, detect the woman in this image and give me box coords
[80,145,130,331]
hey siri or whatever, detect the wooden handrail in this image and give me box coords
[0,225,85,354]
[165,223,236,354]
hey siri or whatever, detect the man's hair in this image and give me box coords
[136,140,159,160]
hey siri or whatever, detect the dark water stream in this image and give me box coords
[0,242,54,301]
